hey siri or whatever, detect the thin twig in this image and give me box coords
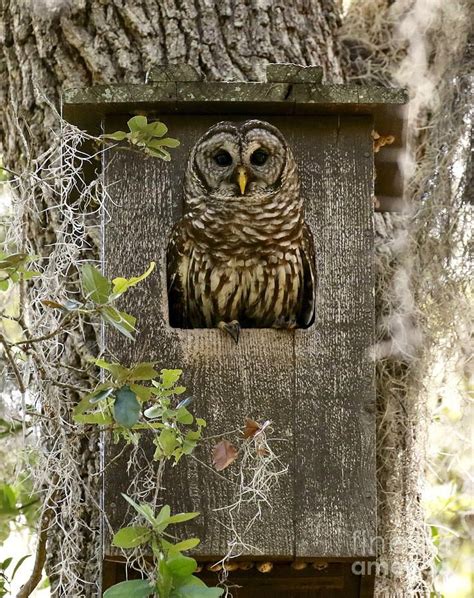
[58,361,93,374]
[45,379,89,393]
[13,313,75,347]
[0,165,20,177]
[0,335,26,393]
[16,488,56,598]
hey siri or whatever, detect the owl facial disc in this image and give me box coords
[191,120,289,200]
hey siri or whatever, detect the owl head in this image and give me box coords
[185,120,296,203]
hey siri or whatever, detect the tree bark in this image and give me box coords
[1,0,344,166]
[0,1,346,596]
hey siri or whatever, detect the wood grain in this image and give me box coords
[103,114,376,560]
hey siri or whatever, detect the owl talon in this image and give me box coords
[218,320,241,344]
[272,317,298,330]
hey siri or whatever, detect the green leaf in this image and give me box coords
[101,307,136,340]
[144,404,163,419]
[0,253,29,269]
[172,538,200,552]
[89,387,115,404]
[146,121,168,137]
[73,411,112,425]
[73,396,94,417]
[114,386,141,428]
[172,575,206,590]
[147,147,172,161]
[133,422,164,430]
[0,418,22,439]
[127,115,148,132]
[121,494,157,526]
[127,362,159,381]
[0,558,12,571]
[102,131,128,141]
[111,262,156,298]
[130,384,153,401]
[0,280,9,292]
[11,555,30,580]
[159,428,178,456]
[168,512,199,525]
[196,418,206,428]
[81,264,111,304]
[103,579,154,598]
[158,559,174,596]
[112,526,151,549]
[0,484,18,514]
[147,137,180,149]
[155,504,171,528]
[21,270,41,280]
[161,369,183,389]
[94,359,130,380]
[166,554,197,578]
[181,439,198,455]
[176,407,193,425]
[63,299,83,311]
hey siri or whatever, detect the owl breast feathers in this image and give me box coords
[167,119,316,334]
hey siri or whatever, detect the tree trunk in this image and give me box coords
[1,0,344,166]
[0,1,346,596]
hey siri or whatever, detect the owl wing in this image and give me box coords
[297,223,317,328]
[167,222,189,328]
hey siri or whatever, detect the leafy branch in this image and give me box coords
[101,116,180,162]
[73,364,206,463]
[104,496,223,598]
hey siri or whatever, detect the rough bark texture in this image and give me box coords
[0,1,346,595]
[1,0,344,166]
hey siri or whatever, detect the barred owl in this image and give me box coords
[167,119,316,342]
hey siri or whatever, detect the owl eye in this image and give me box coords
[213,150,233,167]
[250,149,269,166]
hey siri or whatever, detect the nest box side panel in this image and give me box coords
[294,115,376,557]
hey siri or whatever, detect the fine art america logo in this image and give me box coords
[351,531,412,577]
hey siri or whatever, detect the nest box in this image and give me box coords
[64,64,407,597]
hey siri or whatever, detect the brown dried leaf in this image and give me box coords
[243,417,262,439]
[41,299,64,309]
[212,440,238,471]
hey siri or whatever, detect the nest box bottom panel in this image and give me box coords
[103,559,375,598]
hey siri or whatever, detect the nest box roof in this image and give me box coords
[63,64,408,212]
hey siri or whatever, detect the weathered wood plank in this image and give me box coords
[103,115,295,558]
[103,114,376,560]
[293,115,376,557]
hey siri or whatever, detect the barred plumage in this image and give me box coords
[167,120,316,337]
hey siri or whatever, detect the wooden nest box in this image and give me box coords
[64,64,407,597]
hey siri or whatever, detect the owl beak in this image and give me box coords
[237,166,248,195]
